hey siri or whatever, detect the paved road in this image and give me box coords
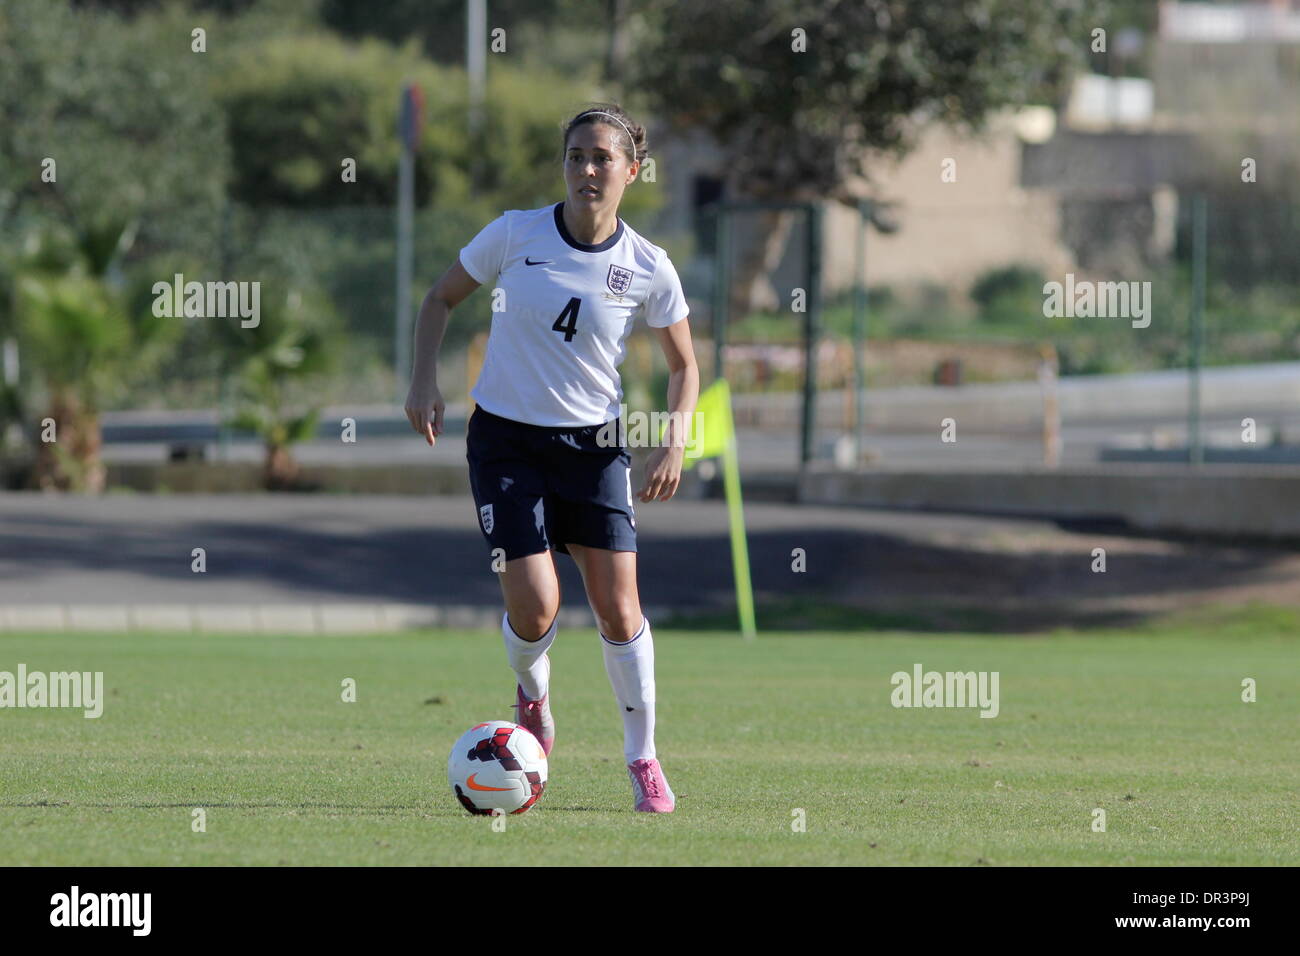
[2,493,1295,631]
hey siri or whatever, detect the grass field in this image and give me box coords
[1,604,1296,866]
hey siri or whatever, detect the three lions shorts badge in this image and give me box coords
[479,503,494,534]
[607,264,633,296]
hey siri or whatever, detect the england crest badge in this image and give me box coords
[479,503,494,534]
[607,264,633,296]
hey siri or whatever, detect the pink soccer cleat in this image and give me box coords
[513,657,554,756]
[627,758,676,813]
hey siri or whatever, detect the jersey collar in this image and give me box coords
[554,201,624,253]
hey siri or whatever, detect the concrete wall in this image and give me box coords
[829,117,1075,293]
[653,111,1077,300]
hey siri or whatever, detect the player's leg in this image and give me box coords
[565,542,641,639]
[498,550,561,642]
[466,407,559,753]
[545,418,672,810]
[567,542,674,813]
[497,551,559,755]
[498,550,561,701]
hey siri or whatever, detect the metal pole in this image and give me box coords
[2,337,19,450]
[218,200,233,461]
[1,339,16,388]
[1039,343,1061,467]
[395,96,415,400]
[467,0,486,194]
[1188,194,1206,466]
[801,203,823,467]
[852,199,870,464]
[712,207,729,382]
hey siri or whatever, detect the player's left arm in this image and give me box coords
[636,317,699,503]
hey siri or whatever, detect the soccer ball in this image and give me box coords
[447,720,548,815]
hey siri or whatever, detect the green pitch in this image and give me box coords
[1,604,1296,866]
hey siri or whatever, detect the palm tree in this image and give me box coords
[216,290,336,490]
[12,218,170,492]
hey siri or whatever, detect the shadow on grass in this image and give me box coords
[656,595,1185,635]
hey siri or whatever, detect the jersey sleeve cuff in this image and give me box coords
[649,309,690,328]
[458,253,486,285]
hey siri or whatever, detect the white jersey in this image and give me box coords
[458,201,690,427]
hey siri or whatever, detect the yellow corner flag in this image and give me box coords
[680,377,731,469]
[661,378,756,639]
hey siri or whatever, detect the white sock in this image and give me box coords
[502,611,557,701]
[601,614,656,763]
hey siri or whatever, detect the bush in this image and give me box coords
[970,265,1047,328]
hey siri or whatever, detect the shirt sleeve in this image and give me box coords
[642,250,690,328]
[458,212,509,285]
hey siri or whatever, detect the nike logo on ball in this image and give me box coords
[524,257,552,266]
[466,773,512,791]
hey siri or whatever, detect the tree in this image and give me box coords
[13,218,174,491]
[319,0,608,71]
[214,290,338,491]
[628,0,1092,316]
[0,0,230,263]
[211,29,651,219]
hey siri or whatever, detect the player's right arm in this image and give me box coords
[404,258,480,446]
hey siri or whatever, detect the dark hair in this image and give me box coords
[561,104,648,168]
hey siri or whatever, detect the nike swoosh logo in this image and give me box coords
[466,773,513,792]
[525,257,553,266]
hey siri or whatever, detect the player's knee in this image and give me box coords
[506,608,558,642]
[596,604,643,643]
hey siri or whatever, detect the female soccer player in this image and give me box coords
[404,104,699,813]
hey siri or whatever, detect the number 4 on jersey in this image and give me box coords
[552,297,581,342]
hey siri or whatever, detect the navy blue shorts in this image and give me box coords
[466,405,637,561]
